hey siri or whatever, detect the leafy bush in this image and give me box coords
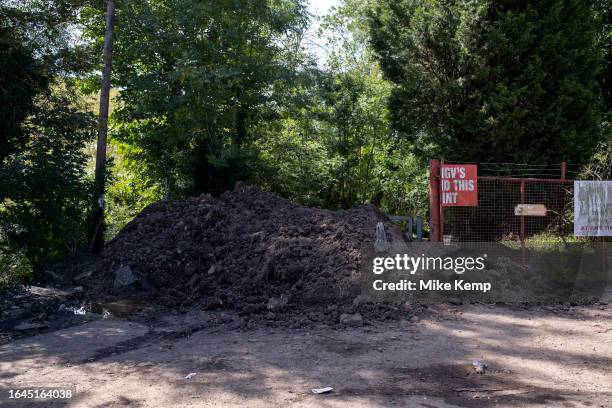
[0,93,95,268]
[0,246,32,291]
[580,140,612,180]
[254,118,340,208]
[104,154,162,240]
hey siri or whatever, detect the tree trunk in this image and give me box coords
[89,0,116,253]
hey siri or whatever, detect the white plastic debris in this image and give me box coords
[102,309,113,319]
[472,359,487,374]
[185,372,197,380]
[59,304,87,315]
[72,306,87,315]
[311,387,333,394]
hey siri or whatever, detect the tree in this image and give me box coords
[370,0,603,164]
[252,0,429,215]
[0,1,96,275]
[0,9,49,168]
[90,0,116,252]
[593,0,612,132]
[81,0,309,197]
[0,93,95,265]
[1,0,95,183]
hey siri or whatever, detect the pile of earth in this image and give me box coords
[82,183,406,320]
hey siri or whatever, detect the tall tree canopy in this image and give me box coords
[593,0,612,118]
[1,0,95,271]
[369,0,603,164]
[81,0,309,197]
[253,0,429,213]
[0,21,48,164]
[1,0,93,178]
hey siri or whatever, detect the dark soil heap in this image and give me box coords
[88,183,403,310]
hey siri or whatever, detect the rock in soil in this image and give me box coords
[340,312,363,327]
[114,265,136,288]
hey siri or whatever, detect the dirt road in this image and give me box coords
[1,303,610,407]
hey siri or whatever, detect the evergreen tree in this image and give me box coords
[593,0,611,117]
[369,0,603,164]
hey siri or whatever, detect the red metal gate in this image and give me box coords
[429,160,575,247]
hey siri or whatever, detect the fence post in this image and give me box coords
[416,216,423,241]
[560,161,566,181]
[520,179,526,262]
[429,159,441,242]
[407,216,413,241]
[439,159,445,241]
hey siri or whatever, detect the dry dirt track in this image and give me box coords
[1,303,611,408]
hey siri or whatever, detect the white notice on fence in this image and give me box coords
[574,181,612,236]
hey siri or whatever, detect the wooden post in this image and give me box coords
[90,0,116,252]
[407,216,413,241]
[429,159,441,242]
[439,159,445,241]
[603,239,609,293]
[520,179,526,262]
[560,161,566,181]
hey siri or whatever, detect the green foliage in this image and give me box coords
[370,0,603,164]
[318,0,428,215]
[0,1,96,280]
[104,151,162,240]
[80,0,310,197]
[0,7,49,165]
[254,117,340,208]
[0,1,95,78]
[580,140,612,180]
[0,92,96,266]
[252,0,429,216]
[377,146,429,216]
[593,0,612,116]
[2,0,606,276]
[0,247,32,291]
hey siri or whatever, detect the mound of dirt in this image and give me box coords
[85,183,404,313]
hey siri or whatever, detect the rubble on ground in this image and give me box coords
[0,285,91,344]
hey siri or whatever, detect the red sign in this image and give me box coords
[440,164,478,206]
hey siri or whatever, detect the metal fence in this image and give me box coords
[429,161,581,245]
[443,177,574,242]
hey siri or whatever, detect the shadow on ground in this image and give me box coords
[1,302,611,408]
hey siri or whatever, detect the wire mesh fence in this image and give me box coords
[429,160,609,288]
[442,178,574,243]
[440,162,576,244]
